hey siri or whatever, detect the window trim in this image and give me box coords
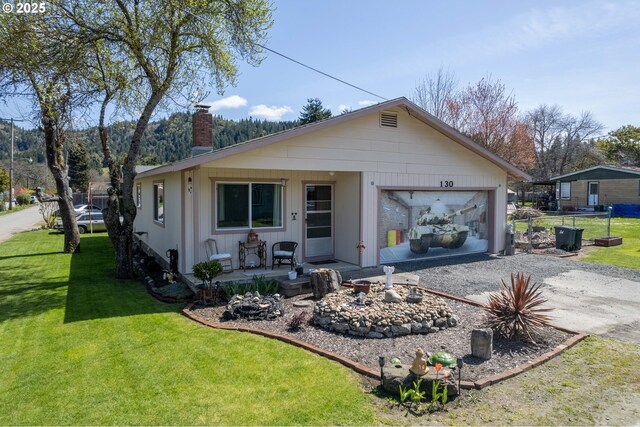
[213,179,285,233]
[560,182,571,200]
[153,180,165,227]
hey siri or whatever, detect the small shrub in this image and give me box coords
[252,274,279,294]
[192,261,222,285]
[484,272,552,342]
[16,193,30,206]
[287,311,308,331]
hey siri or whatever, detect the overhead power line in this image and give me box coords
[172,2,388,102]
[254,43,387,101]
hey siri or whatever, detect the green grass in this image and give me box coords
[514,215,640,270]
[581,218,640,269]
[0,231,374,425]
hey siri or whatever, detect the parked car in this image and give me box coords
[30,195,39,204]
[73,204,102,215]
[54,212,107,234]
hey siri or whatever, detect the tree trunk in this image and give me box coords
[43,117,80,253]
[100,91,163,279]
[310,268,342,299]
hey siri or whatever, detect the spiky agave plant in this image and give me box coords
[484,272,552,342]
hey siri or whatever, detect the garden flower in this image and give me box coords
[435,363,443,371]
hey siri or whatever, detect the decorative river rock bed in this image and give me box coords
[313,283,458,338]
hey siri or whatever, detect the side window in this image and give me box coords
[154,181,164,224]
[136,183,142,208]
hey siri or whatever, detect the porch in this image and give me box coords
[182,259,362,298]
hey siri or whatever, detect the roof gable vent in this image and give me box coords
[380,111,398,128]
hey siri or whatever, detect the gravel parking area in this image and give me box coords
[349,252,640,299]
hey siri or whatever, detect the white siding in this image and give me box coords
[138,106,511,271]
[133,172,183,269]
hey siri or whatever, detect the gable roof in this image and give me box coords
[551,165,640,181]
[136,97,531,181]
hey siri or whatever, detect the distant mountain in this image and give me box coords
[0,113,300,167]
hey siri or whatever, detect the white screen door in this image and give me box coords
[588,182,599,206]
[305,184,333,259]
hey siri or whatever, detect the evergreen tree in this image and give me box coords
[0,167,8,194]
[68,141,91,192]
[299,98,332,125]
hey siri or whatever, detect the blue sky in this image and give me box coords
[203,0,640,133]
[2,0,639,133]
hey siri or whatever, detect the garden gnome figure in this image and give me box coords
[383,265,395,289]
[409,347,429,376]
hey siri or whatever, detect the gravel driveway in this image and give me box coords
[346,253,640,344]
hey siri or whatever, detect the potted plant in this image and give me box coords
[192,260,223,303]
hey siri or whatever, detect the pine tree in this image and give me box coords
[299,98,332,125]
[68,141,91,192]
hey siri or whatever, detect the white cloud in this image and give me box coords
[249,104,293,121]
[357,100,377,107]
[208,95,248,112]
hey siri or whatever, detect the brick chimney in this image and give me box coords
[192,104,213,156]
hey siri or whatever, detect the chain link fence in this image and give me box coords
[512,210,612,253]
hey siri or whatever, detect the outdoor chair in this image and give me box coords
[205,238,233,273]
[271,241,298,270]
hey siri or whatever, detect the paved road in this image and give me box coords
[0,205,44,243]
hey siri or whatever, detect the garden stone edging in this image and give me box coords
[182,290,589,390]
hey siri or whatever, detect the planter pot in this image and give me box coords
[295,266,304,276]
[288,271,298,280]
[353,280,372,294]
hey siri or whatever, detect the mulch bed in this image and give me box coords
[189,287,572,382]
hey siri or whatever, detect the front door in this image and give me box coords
[305,184,333,259]
[588,182,599,206]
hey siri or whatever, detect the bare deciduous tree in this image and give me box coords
[412,67,458,123]
[524,105,603,179]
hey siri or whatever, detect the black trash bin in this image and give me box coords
[574,228,584,250]
[555,226,577,251]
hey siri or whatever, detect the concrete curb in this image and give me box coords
[182,288,589,390]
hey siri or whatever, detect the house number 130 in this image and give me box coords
[440,180,454,187]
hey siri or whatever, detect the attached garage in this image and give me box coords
[134,97,530,274]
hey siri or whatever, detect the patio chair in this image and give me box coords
[205,238,233,273]
[271,241,298,270]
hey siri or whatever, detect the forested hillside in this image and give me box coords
[0,113,299,166]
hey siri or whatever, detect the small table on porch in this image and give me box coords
[238,240,267,271]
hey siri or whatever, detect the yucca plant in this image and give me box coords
[484,272,552,342]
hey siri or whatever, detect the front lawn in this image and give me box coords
[0,231,374,425]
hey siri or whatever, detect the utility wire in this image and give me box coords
[172,2,388,102]
[254,43,387,101]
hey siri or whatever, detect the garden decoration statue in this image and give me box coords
[383,265,395,289]
[409,347,429,376]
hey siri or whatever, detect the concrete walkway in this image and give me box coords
[0,205,43,243]
[467,269,640,344]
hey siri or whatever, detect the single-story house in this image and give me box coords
[551,165,640,210]
[133,97,530,274]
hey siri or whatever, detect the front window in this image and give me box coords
[154,181,164,224]
[560,182,571,200]
[216,182,283,229]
